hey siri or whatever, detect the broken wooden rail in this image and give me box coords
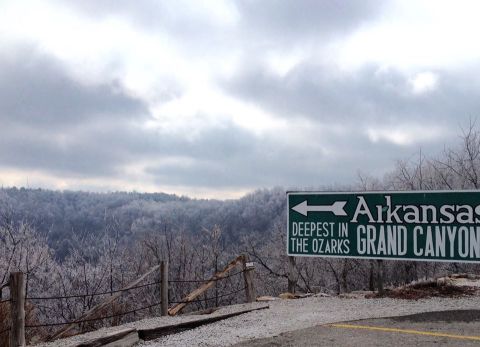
[76,328,138,347]
[168,254,255,316]
[50,304,270,347]
[139,304,268,341]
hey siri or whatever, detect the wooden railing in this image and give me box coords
[0,254,255,346]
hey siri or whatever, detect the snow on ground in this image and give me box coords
[139,296,480,346]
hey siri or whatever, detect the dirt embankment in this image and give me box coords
[367,274,480,300]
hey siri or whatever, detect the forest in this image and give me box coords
[2,123,480,342]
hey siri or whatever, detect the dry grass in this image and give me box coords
[366,281,478,300]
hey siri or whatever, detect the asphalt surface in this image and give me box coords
[232,310,480,346]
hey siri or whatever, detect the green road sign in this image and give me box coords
[287,191,480,263]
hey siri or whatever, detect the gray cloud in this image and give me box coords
[145,123,422,189]
[234,0,384,42]
[224,62,480,127]
[0,45,469,191]
[0,46,152,176]
[0,47,270,184]
[0,47,148,130]
[64,0,384,54]
[61,0,232,42]
[2,2,480,194]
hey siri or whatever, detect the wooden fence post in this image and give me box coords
[160,261,169,316]
[288,256,296,294]
[242,255,255,303]
[377,259,384,295]
[9,272,25,347]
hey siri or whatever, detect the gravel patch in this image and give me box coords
[140,296,480,346]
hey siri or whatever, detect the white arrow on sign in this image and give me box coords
[292,200,347,217]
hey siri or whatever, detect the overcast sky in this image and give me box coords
[1,1,480,198]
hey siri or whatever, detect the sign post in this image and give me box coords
[287,191,480,262]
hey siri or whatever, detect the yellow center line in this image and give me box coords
[328,323,480,341]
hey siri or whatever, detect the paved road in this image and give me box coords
[232,310,480,346]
